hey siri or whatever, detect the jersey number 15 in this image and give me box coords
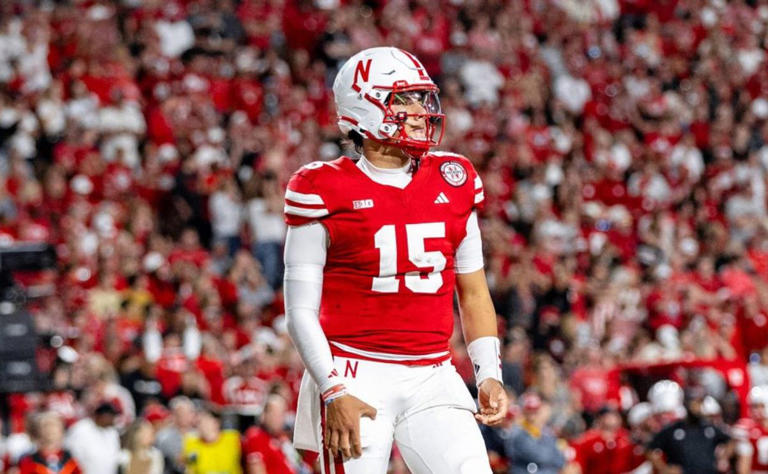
[372,222,446,294]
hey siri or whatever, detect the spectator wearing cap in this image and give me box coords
[119,419,164,474]
[142,403,171,430]
[493,392,568,474]
[647,387,732,474]
[64,401,121,474]
[569,404,635,474]
[155,396,197,474]
[18,412,81,474]
[181,410,241,474]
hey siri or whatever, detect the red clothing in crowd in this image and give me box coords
[155,348,188,398]
[18,449,81,474]
[570,366,620,413]
[733,417,768,473]
[570,428,636,474]
[242,426,296,474]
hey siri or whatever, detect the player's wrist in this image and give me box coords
[477,376,503,389]
[321,383,348,405]
[468,336,503,388]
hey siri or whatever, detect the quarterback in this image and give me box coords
[283,47,506,474]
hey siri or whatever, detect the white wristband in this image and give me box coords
[467,336,503,387]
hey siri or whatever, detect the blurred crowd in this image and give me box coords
[1,0,768,472]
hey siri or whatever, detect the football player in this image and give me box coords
[283,47,506,473]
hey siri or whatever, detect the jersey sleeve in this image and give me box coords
[430,151,485,210]
[284,172,331,227]
[470,163,485,210]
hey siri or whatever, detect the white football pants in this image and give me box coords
[293,356,492,474]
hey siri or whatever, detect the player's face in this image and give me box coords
[389,90,440,141]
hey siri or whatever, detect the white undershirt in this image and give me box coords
[284,156,484,392]
[356,154,412,188]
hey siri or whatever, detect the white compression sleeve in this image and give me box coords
[455,211,484,274]
[467,336,503,387]
[284,223,343,394]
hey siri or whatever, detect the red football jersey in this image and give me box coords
[284,153,483,362]
[734,417,768,472]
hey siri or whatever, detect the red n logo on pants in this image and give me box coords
[345,360,359,378]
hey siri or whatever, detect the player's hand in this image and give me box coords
[475,378,507,426]
[325,394,377,459]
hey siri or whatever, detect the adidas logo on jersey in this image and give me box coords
[353,199,374,209]
[434,192,450,204]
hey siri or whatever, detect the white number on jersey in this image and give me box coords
[302,161,333,170]
[372,223,446,294]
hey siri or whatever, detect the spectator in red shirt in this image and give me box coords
[570,404,635,474]
[242,394,303,474]
[569,347,620,419]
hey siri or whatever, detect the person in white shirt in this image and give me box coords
[64,401,121,474]
[209,178,243,256]
[247,171,285,289]
[119,419,164,474]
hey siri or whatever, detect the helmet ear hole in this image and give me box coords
[379,123,397,137]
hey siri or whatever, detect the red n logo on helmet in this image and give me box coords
[352,59,372,92]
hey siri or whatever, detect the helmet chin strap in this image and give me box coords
[407,150,421,175]
[363,130,430,174]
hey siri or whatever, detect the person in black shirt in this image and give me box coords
[647,386,732,474]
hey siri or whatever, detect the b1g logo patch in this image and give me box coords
[440,161,467,187]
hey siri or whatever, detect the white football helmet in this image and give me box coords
[648,380,684,414]
[749,385,768,419]
[332,47,444,154]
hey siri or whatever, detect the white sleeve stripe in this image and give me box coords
[285,189,325,205]
[284,205,329,218]
[474,192,484,203]
[430,151,463,158]
[474,176,482,189]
